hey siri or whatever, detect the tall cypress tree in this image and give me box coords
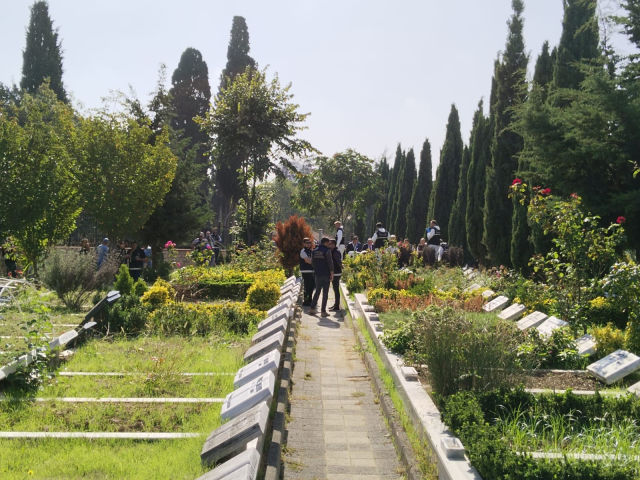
[386,145,402,230]
[374,156,390,231]
[395,148,416,240]
[389,150,406,234]
[482,0,528,267]
[428,104,463,240]
[554,0,599,91]
[466,99,493,264]
[20,1,67,103]
[219,16,256,90]
[406,139,433,243]
[448,145,470,254]
[533,41,555,96]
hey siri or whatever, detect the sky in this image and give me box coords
[0,0,633,179]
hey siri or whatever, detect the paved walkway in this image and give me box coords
[283,293,404,480]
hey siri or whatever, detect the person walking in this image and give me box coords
[128,240,147,281]
[96,238,109,269]
[426,219,443,262]
[328,239,343,311]
[208,229,223,266]
[300,237,315,307]
[308,237,333,317]
[334,221,346,257]
[345,236,361,257]
[371,222,389,250]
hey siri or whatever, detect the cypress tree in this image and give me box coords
[20,1,67,103]
[533,41,554,93]
[219,16,256,90]
[389,150,406,234]
[374,156,390,231]
[386,145,402,230]
[554,0,599,91]
[395,148,416,240]
[406,139,433,243]
[482,0,528,267]
[428,104,463,240]
[448,145,470,254]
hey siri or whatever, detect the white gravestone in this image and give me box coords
[516,311,548,331]
[588,349,640,385]
[463,283,481,294]
[251,319,288,345]
[234,350,280,389]
[536,316,568,337]
[201,402,269,466]
[401,367,418,381]
[498,304,526,321]
[576,334,597,356]
[279,285,299,297]
[483,296,509,313]
[267,299,293,318]
[82,321,97,331]
[49,330,78,350]
[222,464,257,480]
[221,371,275,421]
[367,313,380,322]
[482,290,495,299]
[257,310,290,332]
[279,292,294,304]
[243,331,285,363]
[197,448,260,480]
[362,305,375,313]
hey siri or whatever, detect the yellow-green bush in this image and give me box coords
[367,288,416,308]
[141,280,173,310]
[246,281,281,312]
[593,323,625,358]
[133,278,148,296]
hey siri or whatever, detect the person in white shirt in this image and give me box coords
[426,220,443,262]
[334,221,346,256]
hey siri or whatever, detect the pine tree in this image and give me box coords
[448,145,470,254]
[219,16,256,90]
[374,156,390,231]
[390,150,407,234]
[465,100,492,264]
[406,139,433,243]
[395,148,416,240]
[386,145,402,230]
[554,0,599,91]
[533,41,554,93]
[428,104,463,240]
[20,1,67,103]
[482,0,528,267]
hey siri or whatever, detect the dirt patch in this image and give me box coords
[523,371,601,391]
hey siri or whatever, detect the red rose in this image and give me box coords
[512,178,523,186]
[541,188,551,195]
[617,216,626,224]
[570,193,578,199]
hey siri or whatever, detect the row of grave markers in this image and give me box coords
[0,290,120,382]
[464,277,640,388]
[196,277,300,480]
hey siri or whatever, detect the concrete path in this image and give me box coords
[283,294,404,480]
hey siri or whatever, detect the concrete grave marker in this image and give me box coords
[498,304,526,321]
[221,371,275,421]
[257,310,289,332]
[196,447,260,480]
[82,321,97,331]
[517,311,548,331]
[401,367,418,381]
[49,330,78,350]
[536,316,568,337]
[374,323,384,332]
[463,283,481,294]
[201,402,269,466]
[587,349,640,385]
[483,295,509,313]
[266,299,293,318]
[482,290,495,299]
[362,305,375,313]
[234,350,280,389]
[576,334,597,356]
[251,319,288,345]
[243,331,285,363]
[367,313,380,322]
[221,464,256,480]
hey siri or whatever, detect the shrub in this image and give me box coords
[140,281,172,310]
[380,318,414,354]
[42,249,118,311]
[246,281,281,311]
[103,294,150,333]
[517,327,586,369]
[114,264,134,296]
[407,306,523,397]
[441,246,464,267]
[133,278,148,296]
[592,323,625,358]
[274,215,314,275]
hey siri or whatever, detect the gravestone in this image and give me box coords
[468,272,478,279]
[243,331,285,363]
[516,311,548,331]
[401,367,418,381]
[367,313,380,322]
[576,334,597,356]
[222,465,257,480]
[587,350,640,385]
[49,330,79,350]
[362,305,375,313]
[201,402,269,466]
[374,323,384,332]
[536,316,568,337]
[483,296,509,313]
[234,350,280,389]
[498,304,526,321]
[267,299,293,318]
[463,283,481,294]
[481,290,495,299]
[221,371,276,421]
[197,447,260,480]
[84,290,121,323]
[257,310,289,332]
[251,319,288,345]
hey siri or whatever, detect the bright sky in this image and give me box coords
[1,1,632,178]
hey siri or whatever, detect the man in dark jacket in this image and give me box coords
[308,237,333,317]
[328,239,343,311]
[300,237,315,306]
[345,236,361,257]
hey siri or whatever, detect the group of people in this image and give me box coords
[191,229,222,266]
[91,238,148,281]
[299,219,444,316]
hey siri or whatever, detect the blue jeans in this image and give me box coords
[311,275,330,311]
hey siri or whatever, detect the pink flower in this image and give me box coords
[164,241,175,249]
[176,262,181,268]
[512,178,523,186]
[617,216,626,224]
[570,193,578,199]
[541,188,551,195]
[206,245,212,250]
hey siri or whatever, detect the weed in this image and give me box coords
[351,391,365,397]
[304,372,313,380]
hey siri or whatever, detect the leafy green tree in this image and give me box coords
[395,148,416,239]
[20,1,67,103]
[0,85,80,275]
[483,0,528,267]
[202,67,315,245]
[406,139,433,243]
[294,150,380,231]
[466,100,492,264]
[448,145,470,254]
[428,104,463,240]
[77,104,177,241]
[235,184,274,242]
[386,145,402,229]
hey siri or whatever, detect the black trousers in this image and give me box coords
[331,275,341,308]
[302,272,315,305]
[311,275,330,311]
